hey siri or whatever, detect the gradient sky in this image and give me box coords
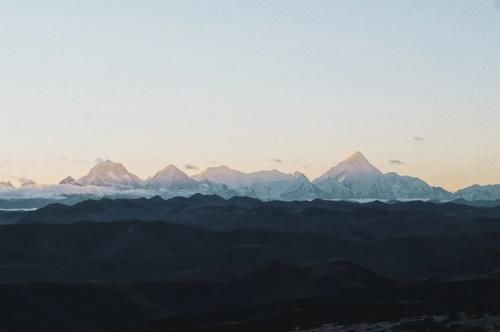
[1,0,499,191]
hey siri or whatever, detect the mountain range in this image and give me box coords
[0,152,498,202]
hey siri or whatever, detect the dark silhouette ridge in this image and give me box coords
[0,196,500,330]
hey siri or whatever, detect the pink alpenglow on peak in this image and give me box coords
[77,160,143,188]
[316,151,383,182]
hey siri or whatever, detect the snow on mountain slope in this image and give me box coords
[78,160,143,188]
[0,152,477,201]
[279,172,329,200]
[59,176,80,186]
[193,166,248,188]
[197,181,241,199]
[314,152,452,199]
[378,173,451,200]
[316,152,382,183]
[147,165,198,190]
[454,184,500,201]
[314,152,383,198]
[193,167,322,200]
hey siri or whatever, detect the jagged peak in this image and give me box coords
[346,151,369,162]
[193,165,244,180]
[78,159,143,187]
[156,164,186,175]
[59,176,80,186]
[90,159,127,170]
[150,164,192,183]
[315,151,382,182]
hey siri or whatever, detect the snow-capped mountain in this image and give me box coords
[66,155,454,201]
[193,166,248,188]
[314,152,451,200]
[279,172,329,201]
[314,152,384,198]
[196,180,241,199]
[377,172,451,200]
[193,167,323,200]
[78,160,143,188]
[242,170,323,201]
[147,165,198,190]
[59,176,80,186]
[316,151,382,182]
[454,184,500,201]
[1,152,495,202]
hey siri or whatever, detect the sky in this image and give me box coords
[0,0,499,191]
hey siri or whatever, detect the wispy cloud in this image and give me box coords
[413,137,425,142]
[388,160,405,166]
[0,185,161,200]
[184,164,199,170]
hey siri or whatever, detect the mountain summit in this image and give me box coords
[313,152,450,200]
[59,176,80,186]
[316,152,382,182]
[147,165,198,190]
[78,160,143,188]
[193,166,247,188]
[0,152,468,201]
[193,167,323,200]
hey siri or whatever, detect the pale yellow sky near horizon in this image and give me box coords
[1,1,499,191]
[0,147,497,192]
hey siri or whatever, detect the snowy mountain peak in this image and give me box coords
[59,176,80,186]
[150,165,191,183]
[317,151,382,182]
[346,151,369,163]
[78,160,143,187]
[0,152,459,201]
[87,160,129,177]
[147,164,197,190]
[193,166,246,185]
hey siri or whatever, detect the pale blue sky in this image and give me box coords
[1,0,499,190]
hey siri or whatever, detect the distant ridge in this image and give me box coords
[1,152,499,201]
